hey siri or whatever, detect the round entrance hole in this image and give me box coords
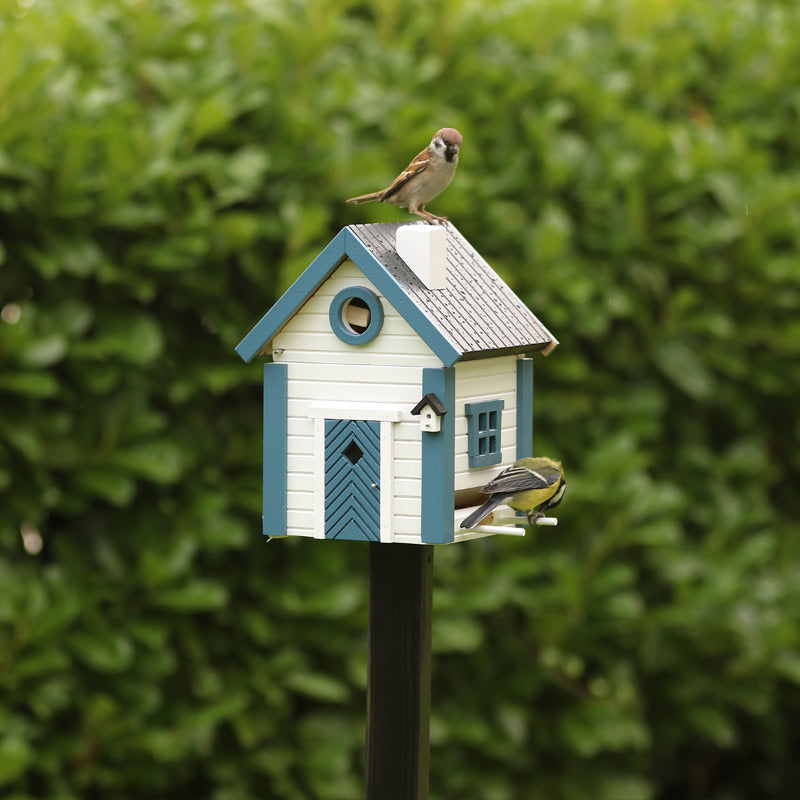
[343,296,371,334]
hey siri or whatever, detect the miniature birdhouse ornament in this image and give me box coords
[235,223,559,544]
[411,393,447,433]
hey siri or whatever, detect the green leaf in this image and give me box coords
[139,535,197,585]
[686,705,738,747]
[0,736,33,786]
[18,334,68,367]
[107,440,186,484]
[74,466,137,506]
[0,372,59,397]
[69,630,134,673]
[432,615,483,653]
[72,312,164,364]
[151,580,228,611]
[285,672,350,704]
[654,339,714,400]
[559,701,650,757]
[775,653,800,685]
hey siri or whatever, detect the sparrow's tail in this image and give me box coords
[346,191,383,205]
[460,495,510,530]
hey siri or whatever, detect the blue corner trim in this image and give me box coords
[343,229,462,367]
[516,357,534,459]
[420,367,455,544]
[262,362,288,536]
[235,226,463,366]
[328,285,384,345]
[465,399,504,468]
[235,229,348,362]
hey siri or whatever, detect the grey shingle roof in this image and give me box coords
[348,222,557,359]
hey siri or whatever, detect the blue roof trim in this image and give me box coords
[235,226,463,366]
[235,229,348,363]
[343,229,462,367]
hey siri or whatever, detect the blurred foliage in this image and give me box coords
[1,0,799,797]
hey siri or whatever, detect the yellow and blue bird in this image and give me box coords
[460,457,566,529]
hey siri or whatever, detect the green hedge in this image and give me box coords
[1,0,799,798]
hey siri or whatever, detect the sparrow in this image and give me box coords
[460,457,566,529]
[347,127,462,224]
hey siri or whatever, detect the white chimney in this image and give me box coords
[396,225,446,290]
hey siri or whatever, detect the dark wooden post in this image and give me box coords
[366,543,434,800]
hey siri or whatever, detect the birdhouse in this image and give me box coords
[410,393,447,433]
[235,223,558,544]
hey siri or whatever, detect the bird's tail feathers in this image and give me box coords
[460,496,506,530]
[346,191,383,205]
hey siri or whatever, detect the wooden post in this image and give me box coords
[366,543,434,800]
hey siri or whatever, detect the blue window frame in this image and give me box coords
[465,399,504,468]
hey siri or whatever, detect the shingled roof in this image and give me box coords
[235,223,557,367]
[349,223,556,359]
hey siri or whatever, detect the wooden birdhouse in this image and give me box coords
[235,223,558,544]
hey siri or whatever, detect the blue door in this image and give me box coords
[324,419,381,541]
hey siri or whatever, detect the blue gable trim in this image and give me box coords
[235,226,461,366]
[516,357,534,459]
[262,362,288,536]
[420,367,455,544]
[235,229,347,363]
[343,229,462,367]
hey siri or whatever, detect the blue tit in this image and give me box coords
[460,457,566,529]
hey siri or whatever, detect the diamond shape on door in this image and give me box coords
[343,440,364,465]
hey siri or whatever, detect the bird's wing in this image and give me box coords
[459,493,513,529]
[480,463,562,495]
[379,146,431,201]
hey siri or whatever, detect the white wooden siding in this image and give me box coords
[281,371,424,539]
[453,356,518,492]
[281,355,519,541]
[272,259,442,368]
[270,259,436,539]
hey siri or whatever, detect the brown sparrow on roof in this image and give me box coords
[347,128,462,224]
